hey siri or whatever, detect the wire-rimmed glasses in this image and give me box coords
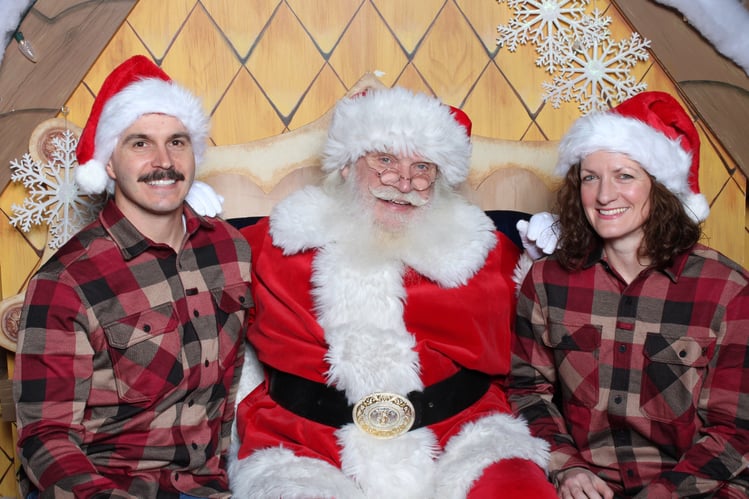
[363,152,437,192]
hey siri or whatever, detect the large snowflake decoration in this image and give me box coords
[497,1,650,112]
[497,0,594,73]
[9,129,104,250]
[543,28,650,113]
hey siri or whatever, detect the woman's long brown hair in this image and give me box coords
[554,163,702,271]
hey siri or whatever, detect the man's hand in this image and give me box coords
[556,467,615,499]
[516,212,559,260]
[186,180,224,217]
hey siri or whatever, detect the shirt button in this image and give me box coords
[627,469,634,477]
[204,359,209,367]
[614,395,622,404]
[192,442,198,449]
[188,400,194,407]
[239,296,246,303]
[193,309,200,317]
[679,350,687,358]
[618,344,627,353]
[143,324,151,332]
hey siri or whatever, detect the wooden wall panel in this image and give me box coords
[0,0,137,189]
[0,1,746,496]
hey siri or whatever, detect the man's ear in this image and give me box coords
[105,160,117,180]
[341,164,350,180]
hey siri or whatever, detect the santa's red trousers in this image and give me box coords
[467,458,558,498]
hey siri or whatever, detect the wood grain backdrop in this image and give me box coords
[0,0,745,495]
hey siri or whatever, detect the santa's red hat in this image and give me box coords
[322,87,473,187]
[555,91,709,222]
[75,55,209,194]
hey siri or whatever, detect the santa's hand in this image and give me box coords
[516,212,559,260]
[186,180,224,217]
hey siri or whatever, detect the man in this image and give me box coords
[229,87,556,498]
[13,55,251,498]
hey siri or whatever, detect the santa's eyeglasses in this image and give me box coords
[363,152,437,192]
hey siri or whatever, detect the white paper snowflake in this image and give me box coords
[543,29,651,113]
[9,129,104,250]
[497,1,650,112]
[497,0,593,73]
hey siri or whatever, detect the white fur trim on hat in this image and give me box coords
[322,87,472,187]
[75,78,209,195]
[555,111,709,222]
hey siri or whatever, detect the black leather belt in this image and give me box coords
[268,367,490,432]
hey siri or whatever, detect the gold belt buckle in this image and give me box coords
[352,392,415,438]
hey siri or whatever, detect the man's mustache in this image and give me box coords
[138,168,185,183]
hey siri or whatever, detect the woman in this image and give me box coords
[507,91,749,498]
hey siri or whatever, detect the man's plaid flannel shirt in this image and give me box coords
[14,200,252,498]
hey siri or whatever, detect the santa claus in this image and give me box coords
[228,87,556,498]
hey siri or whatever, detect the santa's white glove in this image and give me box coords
[186,180,224,217]
[516,212,559,260]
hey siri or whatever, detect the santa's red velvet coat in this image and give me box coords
[229,185,550,498]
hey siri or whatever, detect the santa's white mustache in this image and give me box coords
[369,186,429,207]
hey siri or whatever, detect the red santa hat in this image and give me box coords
[555,91,709,222]
[322,87,473,187]
[75,55,209,194]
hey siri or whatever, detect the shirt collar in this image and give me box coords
[583,242,688,283]
[99,199,215,260]
[663,250,689,282]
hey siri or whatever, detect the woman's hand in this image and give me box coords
[556,467,615,499]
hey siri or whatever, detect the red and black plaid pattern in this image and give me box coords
[508,244,749,497]
[14,200,251,498]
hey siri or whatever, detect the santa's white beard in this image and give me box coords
[329,170,456,257]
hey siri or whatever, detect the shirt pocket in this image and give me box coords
[641,333,714,423]
[103,302,183,403]
[545,322,601,409]
[210,281,252,369]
